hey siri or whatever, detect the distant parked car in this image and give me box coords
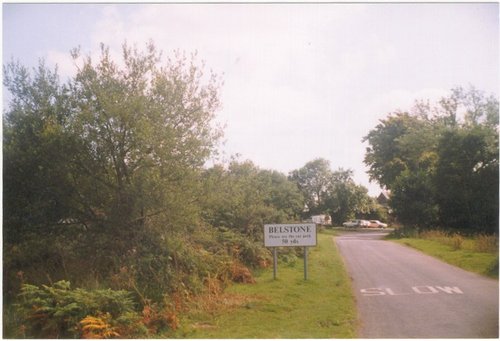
[368,220,388,229]
[342,220,357,227]
[342,219,370,228]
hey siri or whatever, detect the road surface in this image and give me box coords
[335,230,499,338]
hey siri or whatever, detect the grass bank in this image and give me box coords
[170,230,357,338]
[391,231,498,278]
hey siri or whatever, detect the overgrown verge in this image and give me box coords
[3,226,272,338]
[167,231,357,338]
[388,228,498,278]
[7,281,144,338]
[4,232,344,338]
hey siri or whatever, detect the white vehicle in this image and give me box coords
[368,220,388,228]
[311,214,332,225]
[342,219,370,228]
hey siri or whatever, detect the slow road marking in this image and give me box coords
[361,285,463,296]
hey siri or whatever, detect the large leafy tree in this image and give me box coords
[329,169,380,225]
[362,112,436,190]
[288,158,332,215]
[67,44,221,229]
[3,42,224,296]
[289,160,376,224]
[3,61,83,297]
[3,61,76,244]
[434,126,498,232]
[363,86,498,231]
[390,170,438,228]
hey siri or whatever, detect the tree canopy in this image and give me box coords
[363,86,499,232]
[288,158,383,224]
[3,43,226,301]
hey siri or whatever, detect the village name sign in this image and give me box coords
[264,223,317,280]
[264,223,317,247]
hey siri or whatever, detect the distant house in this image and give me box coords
[377,191,390,206]
[310,214,332,225]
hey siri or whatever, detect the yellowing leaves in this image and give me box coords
[80,314,120,339]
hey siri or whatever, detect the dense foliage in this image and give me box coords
[201,160,304,239]
[15,281,142,338]
[4,43,223,300]
[288,158,386,225]
[2,43,313,337]
[363,87,499,233]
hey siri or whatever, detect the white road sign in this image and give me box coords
[264,223,317,247]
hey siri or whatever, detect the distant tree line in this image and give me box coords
[288,158,387,225]
[363,87,499,234]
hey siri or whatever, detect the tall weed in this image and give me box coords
[450,233,464,251]
[419,230,464,250]
[416,229,497,254]
[419,230,448,241]
[474,234,499,253]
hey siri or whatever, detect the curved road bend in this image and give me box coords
[335,230,499,338]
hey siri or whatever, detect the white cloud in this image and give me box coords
[46,50,77,80]
[90,6,126,50]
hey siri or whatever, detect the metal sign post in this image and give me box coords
[304,246,308,280]
[273,247,278,280]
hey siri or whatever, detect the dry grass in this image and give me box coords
[419,230,448,240]
[418,230,497,253]
[187,292,263,332]
[474,234,499,253]
[187,274,262,316]
[450,233,464,251]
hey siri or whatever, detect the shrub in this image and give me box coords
[474,234,498,253]
[140,301,179,334]
[280,253,298,267]
[213,227,271,268]
[450,233,464,251]
[16,280,144,338]
[388,226,420,239]
[486,256,499,277]
[230,261,256,284]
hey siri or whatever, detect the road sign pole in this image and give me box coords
[273,247,278,280]
[304,246,308,280]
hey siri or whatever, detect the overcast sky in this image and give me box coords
[3,2,499,195]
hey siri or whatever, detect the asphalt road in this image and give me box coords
[335,230,499,338]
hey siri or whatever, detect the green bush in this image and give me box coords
[15,280,142,338]
[388,226,420,239]
[212,227,271,268]
[486,256,499,277]
[280,253,298,267]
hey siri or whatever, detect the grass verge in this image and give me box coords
[169,230,357,338]
[393,237,498,278]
